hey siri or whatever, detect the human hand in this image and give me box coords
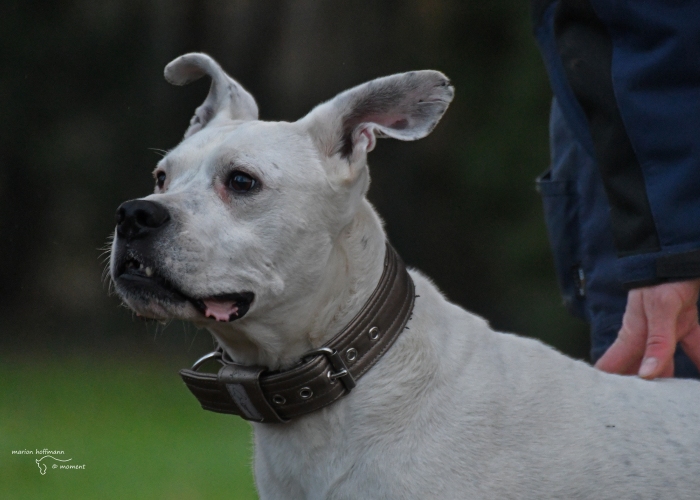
[594,279,700,379]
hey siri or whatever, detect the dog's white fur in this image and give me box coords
[112,53,700,499]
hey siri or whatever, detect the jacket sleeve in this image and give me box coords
[533,0,700,288]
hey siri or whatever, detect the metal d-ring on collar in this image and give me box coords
[190,345,236,371]
[191,347,223,371]
[178,242,415,423]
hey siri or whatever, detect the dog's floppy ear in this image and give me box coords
[165,53,259,138]
[301,71,454,162]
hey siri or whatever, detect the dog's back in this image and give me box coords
[255,271,700,499]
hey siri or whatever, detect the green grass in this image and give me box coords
[0,356,258,499]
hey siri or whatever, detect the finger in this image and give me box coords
[594,325,646,374]
[679,324,700,372]
[625,359,642,376]
[596,291,647,375]
[611,355,643,376]
[639,298,680,379]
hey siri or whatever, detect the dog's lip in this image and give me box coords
[116,253,254,322]
[116,254,189,303]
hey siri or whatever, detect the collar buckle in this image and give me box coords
[303,347,356,391]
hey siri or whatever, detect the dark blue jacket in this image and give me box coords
[533,0,700,291]
[532,0,700,371]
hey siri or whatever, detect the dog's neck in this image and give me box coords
[209,199,387,370]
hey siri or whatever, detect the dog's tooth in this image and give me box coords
[138,262,144,270]
[145,266,153,277]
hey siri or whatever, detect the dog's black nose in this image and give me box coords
[116,199,171,241]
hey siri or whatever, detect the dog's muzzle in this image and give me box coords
[112,199,187,305]
[112,199,255,322]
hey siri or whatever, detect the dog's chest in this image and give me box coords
[252,405,364,499]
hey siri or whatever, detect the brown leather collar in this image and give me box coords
[179,242,415,423]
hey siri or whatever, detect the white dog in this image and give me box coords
[111,53,700,499]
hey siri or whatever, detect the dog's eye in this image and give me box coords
[227,171,257,193]
[155,171,166,190]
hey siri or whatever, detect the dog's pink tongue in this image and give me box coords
[203,300,239,322]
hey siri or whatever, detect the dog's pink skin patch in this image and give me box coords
[214,183,228,201]
[203,300,239,322]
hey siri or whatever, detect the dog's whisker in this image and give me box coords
[148,147,169,158]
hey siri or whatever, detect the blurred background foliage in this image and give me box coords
[1,0,588,497]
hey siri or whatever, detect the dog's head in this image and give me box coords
[110,53,453,353]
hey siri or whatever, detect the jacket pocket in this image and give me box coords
[536,169,586,319]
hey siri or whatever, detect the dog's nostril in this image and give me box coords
[135,207,169,228]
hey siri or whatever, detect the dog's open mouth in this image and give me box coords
[195,293,254,322]
[115,252,254,322]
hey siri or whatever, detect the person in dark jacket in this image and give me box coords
[532,0,700,379]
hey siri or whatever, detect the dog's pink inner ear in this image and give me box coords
[389,118,409,129]
[341,115,410,157]
[355,126,377,153]
[362,114,409,130]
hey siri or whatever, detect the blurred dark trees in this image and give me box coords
[0,0,588,358]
